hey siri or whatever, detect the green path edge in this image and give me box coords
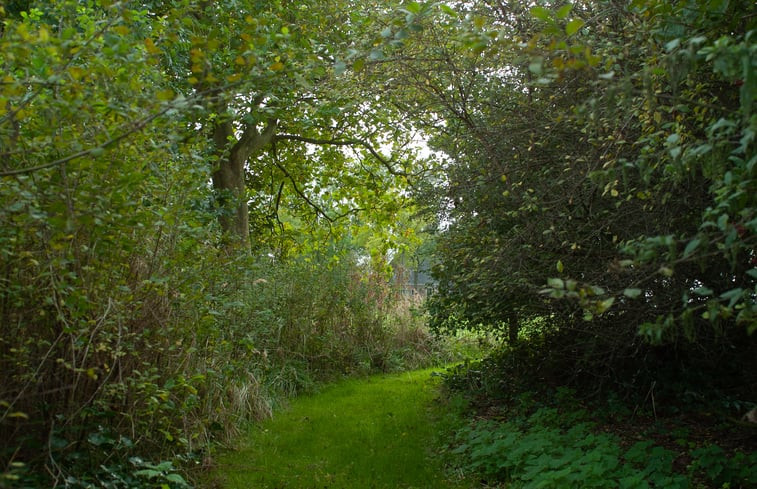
[212,367,475,489]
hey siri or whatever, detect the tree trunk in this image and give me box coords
[212,120,249,246]
[211,112,277,249]
[508,307,519,345]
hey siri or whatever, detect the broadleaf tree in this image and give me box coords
[379,0,755,387]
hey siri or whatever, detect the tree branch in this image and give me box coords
[271,142,334,223]
[0,82,245,178]
[275,133,408,177]
[273,181,285,233]
[0,105,171,177]
[235,118,278,157]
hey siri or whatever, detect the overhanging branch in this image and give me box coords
[275,133,408,177]
[271,142,334,223]
[1,83,243,178]
[0,106,171,177]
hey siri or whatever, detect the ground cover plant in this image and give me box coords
[442,347,757,488]
[450,401,757,488]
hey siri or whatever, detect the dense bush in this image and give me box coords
[0,210,446,488]
[389,0,757,403]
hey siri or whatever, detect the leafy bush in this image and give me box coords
[419,0,757,401]
[0,204,445,487]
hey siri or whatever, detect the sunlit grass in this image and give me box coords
[214,368,475,488]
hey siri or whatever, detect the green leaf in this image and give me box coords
[165,474,187,484]
[682,238,701,258]
[528,57,543,74]
[719,288,744,307]
[405,2,422,14]
[590,286,606,296]
[693,287,713,296]
[556,4,573,19]
[565,19,584,36]
[659,267,674,277]
[623,288,642,299]
[134,469,162,479]
[717,213,729,230]
[556,260,564,273]
[664,38,680,52]
[597,297,615,313]
[530,6,551,21]
[547,277,564,289]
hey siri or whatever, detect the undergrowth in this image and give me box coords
[442,341,757,489]
[450,395,757,488]
[1,233,458,488]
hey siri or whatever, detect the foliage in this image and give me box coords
[2,0,754,485]
[378,0,757,398]
[0,211,444,487]
[539,0,757,338]
[0,0,440,486]
[449,390,757,488]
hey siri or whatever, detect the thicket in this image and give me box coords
[0,171,445,488]
[0,1,448,487]
[378,0,757,486]
[398,0,757,396]
[1,191,447,488]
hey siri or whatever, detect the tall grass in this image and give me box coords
[1,213,452,487]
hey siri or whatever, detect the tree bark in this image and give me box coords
[211,111,277,249]
[507,307,519,345]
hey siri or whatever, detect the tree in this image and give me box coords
[136,0,420,250]
[0,1,427,484]
[384,0,755,388]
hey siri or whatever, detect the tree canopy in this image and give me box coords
[1,0,755,486]
[397,0,756,344]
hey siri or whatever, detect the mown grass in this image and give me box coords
[213,368,476,489]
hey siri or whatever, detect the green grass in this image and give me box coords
[213,368,475,489]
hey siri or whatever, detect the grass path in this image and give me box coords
[214,368,474,489]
